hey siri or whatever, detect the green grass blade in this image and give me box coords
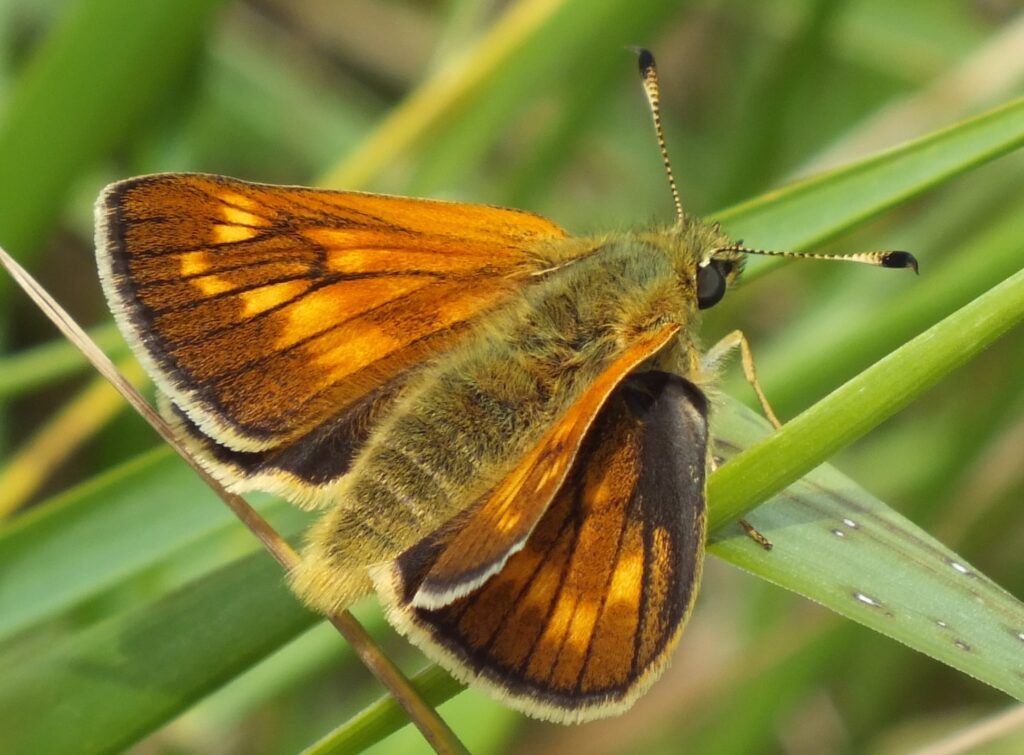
[0,550,318,755]
[302,665,464,755]
[708,265,1024,528]
[0,322,126,400]
[709,400,1024,701]
[716,96,1024,263]
[0,448,295,642]
[0,0,226,263]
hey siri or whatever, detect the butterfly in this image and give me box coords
[94,49,916,723]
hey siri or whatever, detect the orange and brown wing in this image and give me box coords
[96,172,566,464]
[372,371,709,723]
[158,368,408,507]
[407,323,680,608]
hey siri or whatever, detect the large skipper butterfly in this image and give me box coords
[95,50,916,722]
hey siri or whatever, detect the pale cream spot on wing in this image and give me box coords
[180,251,236,296]
[239,280,312,318]
[588,475,617,509]
[606,548,644,607]
[213,223,259,243]
[219,196,270,227]
[312,324,405,378]
[317,232,494,274]
[192,275,235,297]
[276,280,423,349]
[324,247,393,274]
[535,465,561,490]
[563,600,600,652]
[179,251,210,276]
[495,507,524,534]
[542,592,579,653]
[218,191,258,211]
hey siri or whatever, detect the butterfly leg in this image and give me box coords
[702,329,781,429]
[708,453,773,551]
[704,329,778,550]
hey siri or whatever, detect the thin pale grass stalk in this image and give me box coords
[0,358,145,519]
[0,246,469,755]
[0,321,126,400]
[318,0,567,189]
[934,415,1024,543]
[314,603,837,754]
[907,703,1024,755]
[302,665,465,755]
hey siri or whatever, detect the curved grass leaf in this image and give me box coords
[716,95,1024,272]
[0,549,318,755]
[0,449,296,642]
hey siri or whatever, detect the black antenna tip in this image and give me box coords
[881,251,919,274]
[634,47,655,74]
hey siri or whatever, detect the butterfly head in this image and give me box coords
[651,214,745,311]
[636,48,917,315]
[696,245,744,310]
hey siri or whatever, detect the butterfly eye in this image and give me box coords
[696,261,727,309]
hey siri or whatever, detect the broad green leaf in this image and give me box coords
[710,403,1024,701]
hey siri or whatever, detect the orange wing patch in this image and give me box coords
[410,322,681,609]
[372,372,710,723]
[96,173,566,453]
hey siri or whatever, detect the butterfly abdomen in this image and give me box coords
[291,237,689,613]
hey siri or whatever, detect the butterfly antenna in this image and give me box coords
[635,48,684,226]
[714,246,919,274]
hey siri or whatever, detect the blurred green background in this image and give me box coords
[0,1,1022,753]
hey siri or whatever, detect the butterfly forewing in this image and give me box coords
[96,173,567,458]
[372,371,709,723]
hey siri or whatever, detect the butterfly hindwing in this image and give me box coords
[404,323,681,608]
[372,370,710,723]
[95,172,567,462]
[160,371,408,506]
